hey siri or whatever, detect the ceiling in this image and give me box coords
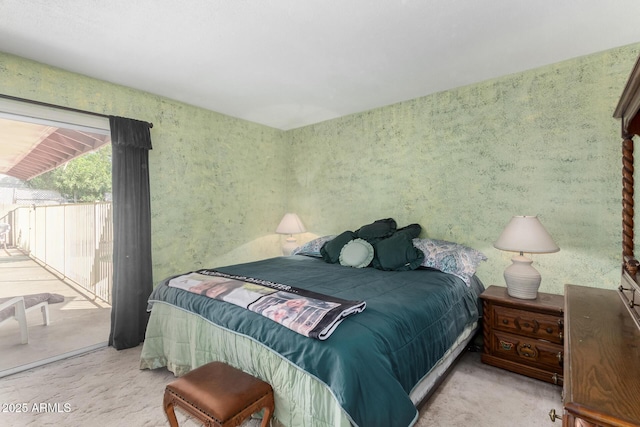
[1,1,640,132]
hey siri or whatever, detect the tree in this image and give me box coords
[29,144,112,202]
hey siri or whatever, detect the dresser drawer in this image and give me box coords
[491,330,563,373]
[492,305,563,344]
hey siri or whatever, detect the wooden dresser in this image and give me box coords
[559,285,640,426]
[481,285,564,385]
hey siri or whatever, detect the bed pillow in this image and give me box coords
[355,218,397,244]
[412,238,487,285]
[395,223,422,239]
[320,231,356,263]
[291,235,336,257]
[372,232,425,271]
[339,238,375,268]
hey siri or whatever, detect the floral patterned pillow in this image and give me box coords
[291,235,336,257]
[412,238,487,285]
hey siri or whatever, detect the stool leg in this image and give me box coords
[260,401,274,427]
[163,390,180,427]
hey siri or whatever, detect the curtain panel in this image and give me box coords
[109,116,153,350]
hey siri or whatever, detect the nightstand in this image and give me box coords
[480,285,564,385]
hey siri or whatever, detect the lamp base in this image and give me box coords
[504,255,541,300]
[281,236,298,256]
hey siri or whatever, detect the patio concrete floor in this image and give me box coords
[0,247,111,377]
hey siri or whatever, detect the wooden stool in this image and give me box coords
[163,361,274,427]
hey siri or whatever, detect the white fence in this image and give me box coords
[3,203,113,304]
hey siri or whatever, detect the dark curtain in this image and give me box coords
[108,116,153,350]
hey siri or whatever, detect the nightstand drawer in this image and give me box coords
[492,305,563,344]
[481,286,564,384]
[491,330,564,372]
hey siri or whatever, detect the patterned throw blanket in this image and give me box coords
[168,269,366,340]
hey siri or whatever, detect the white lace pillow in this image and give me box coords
[412,238,487,285]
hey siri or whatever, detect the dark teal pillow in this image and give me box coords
[372,232,425,271]
[395,223,422,239]
[320,231,356,263]
[355,218,397,244]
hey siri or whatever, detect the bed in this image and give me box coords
[140,224,486,427]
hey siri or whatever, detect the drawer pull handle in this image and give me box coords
[557,351,563,364]
[516,343,538,359]
[548,409,562,422]
[558,319,564,341]
[499,340,514,351]
[546,327,553,333]
[502,319,509,325]
[515,317,540,332]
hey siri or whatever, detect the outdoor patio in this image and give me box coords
[0,247,111,377]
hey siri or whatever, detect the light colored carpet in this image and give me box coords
[0,345,561,427]
[418,352,562,426]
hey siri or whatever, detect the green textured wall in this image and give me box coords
[0,52,287,282]
[286,44,640,294]
[2,43,640,294]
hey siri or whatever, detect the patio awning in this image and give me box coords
[0,118,110,181]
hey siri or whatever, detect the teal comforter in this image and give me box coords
[147,255,482,427]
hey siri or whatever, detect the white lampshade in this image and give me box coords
[276,213,306,255]
[494,215,559,254]
[276,213,306,235]
[494,216,559,299]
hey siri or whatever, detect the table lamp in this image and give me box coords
[276,213,306,255]
[494,215,559,299]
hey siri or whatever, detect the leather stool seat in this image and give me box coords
[163,361,274,427]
